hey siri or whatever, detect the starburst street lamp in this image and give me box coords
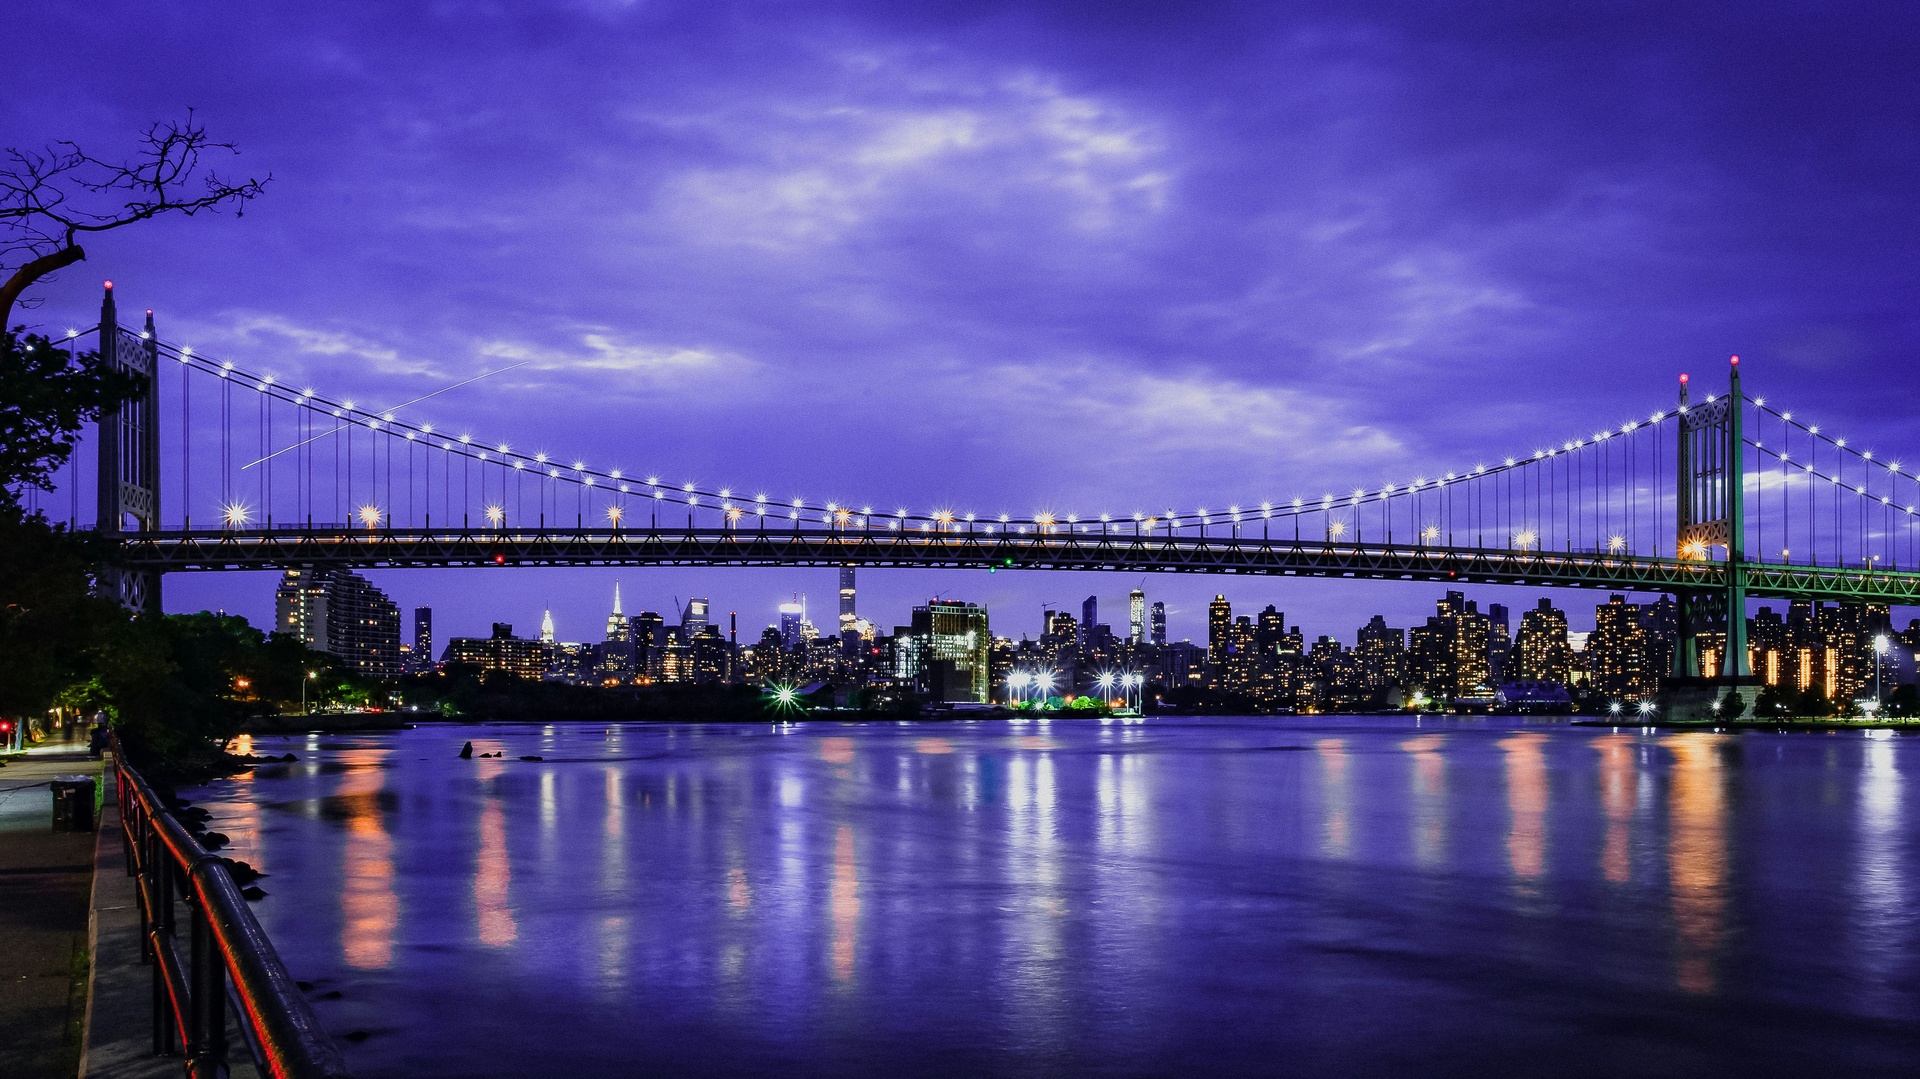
[607,505,623,529]
[1607,535,1626,554]
[221,501,252,528]
[485,504,505,528]
[358,504,382,530]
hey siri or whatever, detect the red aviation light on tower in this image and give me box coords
[1679,373,1689,385]
[1730,355,1740,367]
[103,280,113,290]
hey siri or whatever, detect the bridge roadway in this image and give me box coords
[116,527,1920,603]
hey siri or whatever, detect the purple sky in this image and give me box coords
[10,2,1920,646]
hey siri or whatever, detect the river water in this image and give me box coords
[184,717,1920,1077]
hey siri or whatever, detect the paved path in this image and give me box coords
[0,740,105,1079]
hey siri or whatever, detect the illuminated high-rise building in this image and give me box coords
[412,607,433,673]
[909,599,992,702]
[274,568,403,680]
[605,581,630,642]
[1588,594,1653,701]
[539,608,556,644]
[779,599,806,649]
[1150,601,1167,646]
[682,596,710,636]
[1511,599,1573,686]
[1129,589,1146,645]
[840,565,858,650]
[1081,595,1098,647]
[1207,595,1233,671]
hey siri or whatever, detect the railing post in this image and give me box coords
[188,885,229,1078]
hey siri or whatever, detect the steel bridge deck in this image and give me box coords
[117,528,1920,603]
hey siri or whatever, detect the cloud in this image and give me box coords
[654,64,1172,251]
[475,329,754,395]
[211,314,447,379]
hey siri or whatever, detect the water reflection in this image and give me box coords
[1316,739,1351,858]
[1400,734,1447,865]
[336,750,397,970]
[1593,735,1636,884]
[192,721,1920,1079]
[476,765,517,948]
[1856,735,1904,1013]
[830,824,859,983]
[1663,733,1727,995]
[1498,733,1547,884]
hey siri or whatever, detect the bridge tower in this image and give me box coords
[1670,357,1752,712]
[93,281,162,612]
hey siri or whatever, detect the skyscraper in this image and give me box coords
[1207,595,1232,672]
[1588,594,1653,701]
[606,582,630,642]
[412,606,433,673]
[779,600,806,649]
[1129,588,1146,645]
[539,608,556,644]
[683,597,710,636]
[1081,595,1098,647]
[1150,601,1167,646]
[840,565,858,651]
[1511,599,1572,686]
[909,599,992,702]
[274,569,403,680]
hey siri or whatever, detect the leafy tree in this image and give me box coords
[2,329,145,503]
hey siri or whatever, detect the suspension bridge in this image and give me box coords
[35,282,1920,685]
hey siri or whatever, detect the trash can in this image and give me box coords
[51,776,96,832]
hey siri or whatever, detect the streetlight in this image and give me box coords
[302,670,317,715]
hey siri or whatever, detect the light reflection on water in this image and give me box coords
[188,717,1920,1078]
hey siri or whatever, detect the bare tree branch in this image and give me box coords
[0,111,269,326]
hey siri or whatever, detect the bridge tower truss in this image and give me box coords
[1673,360,1750,682]
[94,282,162,612]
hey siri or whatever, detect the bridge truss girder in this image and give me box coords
[115,528,1920,604]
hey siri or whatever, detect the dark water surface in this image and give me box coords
[186,717,1920,1077]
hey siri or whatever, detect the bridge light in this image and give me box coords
[485,505,505,525]
[1607,535,1626,553]
[221,502,252,528]
[1864,450,1874,460]
[513,460,525,470]
[358,505,383,529]
[607,506,623,524]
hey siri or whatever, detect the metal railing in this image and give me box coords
[115,739,351,1078]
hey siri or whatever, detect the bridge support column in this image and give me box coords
[93,282,163,613]
[1659,357,1758,722]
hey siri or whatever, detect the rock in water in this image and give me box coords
[519,755,544,761]
[459,741,474,759]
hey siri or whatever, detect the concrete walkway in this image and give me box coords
[0,740,105,1079]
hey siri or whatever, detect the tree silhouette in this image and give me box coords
[1,111,268,326]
